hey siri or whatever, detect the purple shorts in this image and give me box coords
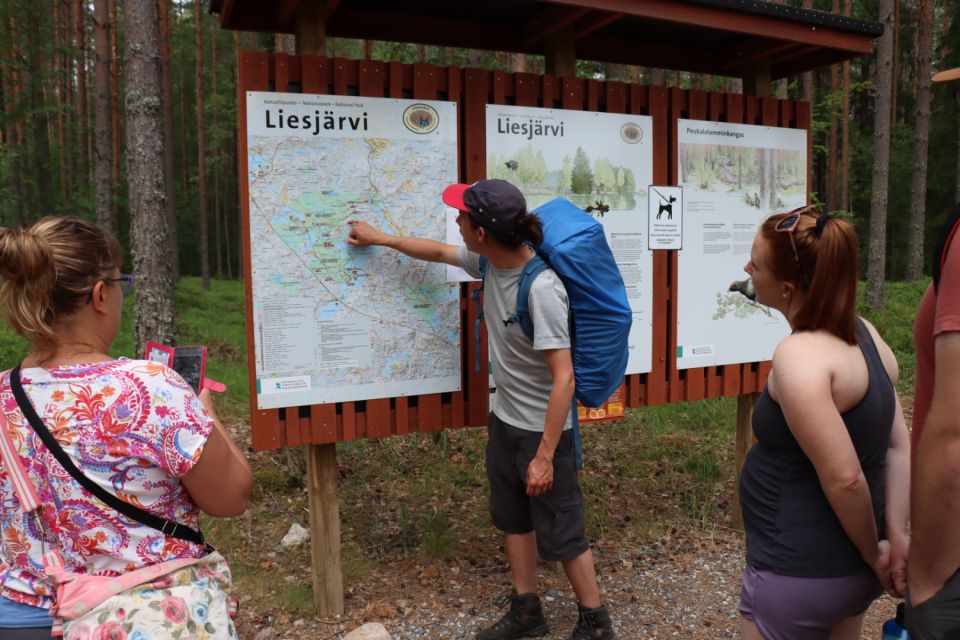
[739,565,883,640]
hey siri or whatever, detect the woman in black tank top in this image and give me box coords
[737,208,910,640]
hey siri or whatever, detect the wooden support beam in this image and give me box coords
[741,60,772,97]
[572,11,623,40]
[295,1,326,56]
[307,444,344,615]
[544,28,576,77]
[732,392,760,530]
[718,38,799,72]
[523,6,589,47]
[276,0,301,31]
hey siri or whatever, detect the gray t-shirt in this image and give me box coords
[458,245,572,432]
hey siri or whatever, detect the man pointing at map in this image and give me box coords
[347,179,618,640]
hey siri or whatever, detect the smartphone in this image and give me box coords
[171,346,207,393]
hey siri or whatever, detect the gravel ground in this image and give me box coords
[240,531,899,639]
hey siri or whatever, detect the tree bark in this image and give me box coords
[124,0,175,352]
[74,0,90,188]
[2,14,24,225]
[158,0,178,280]
[28,9,52,220]
[212,17,223,279]
[905,0,935,280]
[110,0,122,233]
[195,0,210,289]
[890,0,900,124]
[866,0,896,309]
[93,0,112,232]
[840,0,851,214]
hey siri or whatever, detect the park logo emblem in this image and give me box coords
[619,122,643,144]
[402,103,440,134]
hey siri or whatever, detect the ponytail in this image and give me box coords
[762,212,857,344]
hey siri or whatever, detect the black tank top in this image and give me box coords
[739,319,895,577]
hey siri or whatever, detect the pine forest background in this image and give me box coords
[1,0,959,313]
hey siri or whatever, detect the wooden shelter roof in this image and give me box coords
[210,0,882,80]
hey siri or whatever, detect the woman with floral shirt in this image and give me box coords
[0,217,252,637]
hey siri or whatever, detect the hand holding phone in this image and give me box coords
[144,342,222,394]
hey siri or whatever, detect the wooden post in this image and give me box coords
[732,391,760,530]
[292,4,343,616]
[544,28,576,78]
[295,1,325,57]
[740,61,772,98]
[731,62,773,531]
[306,443,344,614]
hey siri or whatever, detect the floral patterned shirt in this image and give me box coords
[0,360,213,609]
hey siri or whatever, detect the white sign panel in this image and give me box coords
[485,104,655,375]
[676,119,806,369]
[246,92,461,408]
[648,185,683,250]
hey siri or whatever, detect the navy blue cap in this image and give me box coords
[442,179,527,233]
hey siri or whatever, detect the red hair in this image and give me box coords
[761,210,858,344]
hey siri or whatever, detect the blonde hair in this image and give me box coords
[0,217,122,349]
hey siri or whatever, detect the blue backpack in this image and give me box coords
[475,198,632,461]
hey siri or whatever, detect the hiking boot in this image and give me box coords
[475,592,549,640]
[570,604,617,640]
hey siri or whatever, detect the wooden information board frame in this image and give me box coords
[237,52,811,451]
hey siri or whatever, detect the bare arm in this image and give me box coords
[862,319,910,596]
[885,394,910,597]
[525,347,575,497]
[909,331,960,604]
[772,337,889,585]
[182,390,253,518]
[347,220,461,266]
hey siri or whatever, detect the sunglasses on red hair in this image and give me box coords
[775,205,819,286]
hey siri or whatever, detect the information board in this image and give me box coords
[676,119,806,369]
[245,92,461,408]
[485,104,655,375]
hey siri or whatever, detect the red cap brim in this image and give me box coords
[933,67,960,83]
[442,183,471,211]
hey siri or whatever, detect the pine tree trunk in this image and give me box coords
[93,0,112,232]
[840,0,851,213]
[906,0,935,280]
[125,0,175,352]
[28,10,52,220]
[867,0,896,309]
[54,1,68,201]
[158,0,178,280]
[1,14,23,225]
[110,0,122,233]
[890,0,899,123]
[195,0,210,289]
[212,18,223,279]
[74,0,90,188]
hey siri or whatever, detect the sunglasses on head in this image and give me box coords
[775,205,819,286]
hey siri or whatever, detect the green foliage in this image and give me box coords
[570,146,593,194]
[858,278,929,389]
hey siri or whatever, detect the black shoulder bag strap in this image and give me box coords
[10,365,207,548]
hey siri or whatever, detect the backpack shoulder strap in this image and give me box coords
[933,204,960,292]
[515,255,549,341]
[471,256,489,373]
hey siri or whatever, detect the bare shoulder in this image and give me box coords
[770,332,833,399]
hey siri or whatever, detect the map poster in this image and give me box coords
[676,119,806,370]
[245,92,461,408]
[485,104,654,375]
